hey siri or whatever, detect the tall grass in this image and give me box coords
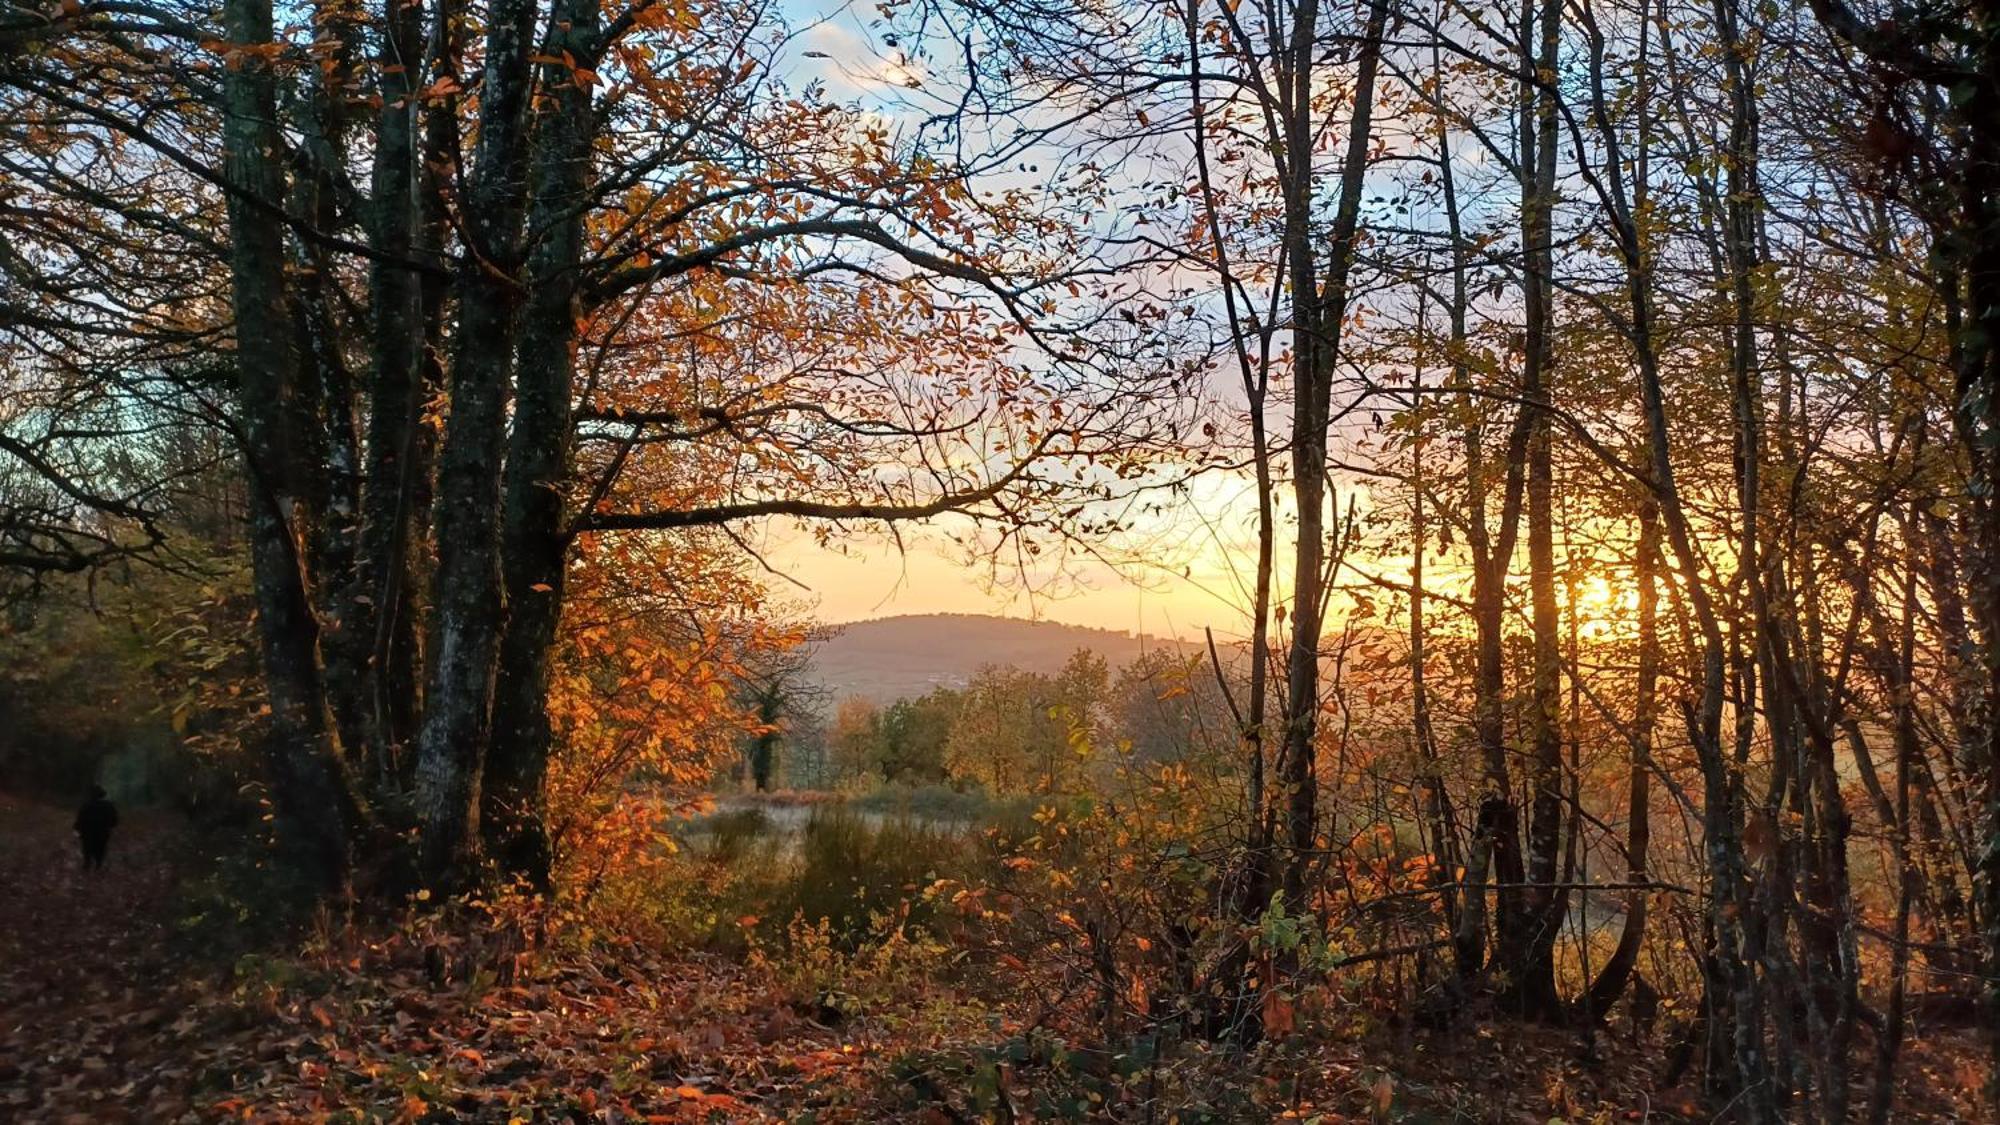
[785,807,964,943]
[654,799,990,956]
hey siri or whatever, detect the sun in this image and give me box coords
[1573,573,1640,639]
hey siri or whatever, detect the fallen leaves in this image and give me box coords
[3,794,1990,1123]
[1,798,885,1121]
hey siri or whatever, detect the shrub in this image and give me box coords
[693,807,773,864]
[786,807,965,945]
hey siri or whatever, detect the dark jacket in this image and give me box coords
[75,797,118,840]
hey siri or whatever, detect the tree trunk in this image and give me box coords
[1407,344,1461,956]
[481,0,603,890]
[412,0,541,888]
[1588,0,1766,1104]
[350,0,433,790]
[1272,0,1383,913]
[1581,496,1657,1021]
[219,0,355,890]
[1512,0,1564,1019]
[1868,518,1922,1123]
[1800,2,2000,1103]
[1437,118,1499,981]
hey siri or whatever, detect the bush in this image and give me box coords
[174,832,325,959]
[692,807,773,863]
[626,800,981,961]
[786,807,965,945]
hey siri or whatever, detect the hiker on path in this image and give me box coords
[74,785,118,871]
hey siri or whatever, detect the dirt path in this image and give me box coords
[0,794,207,1122]
[0,797,869,1122]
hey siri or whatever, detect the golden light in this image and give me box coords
[1573,573,1639,640]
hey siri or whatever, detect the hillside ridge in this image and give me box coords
[807,613,1190,703]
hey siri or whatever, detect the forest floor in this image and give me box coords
[0,794,1988,1122]
[0,794,888,1122]
[0,792,211,1121]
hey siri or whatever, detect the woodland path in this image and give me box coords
[0,793,215,1121]
[0,794,873,1121]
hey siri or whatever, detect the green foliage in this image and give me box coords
[872,688,959,783]
[884,1027,1273,1122]
[0,558,262,814]
[822,647,1189,800]
[1111,648,1234,765]
[639,799,995,962]
[945,650,1108,794]
[848,781,1037,826]
[0,580,166,797]
[174,831,324,958]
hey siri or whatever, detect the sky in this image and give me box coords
[748,1,1435,643]
[755,507,1262,642]
[719,9,1220,639]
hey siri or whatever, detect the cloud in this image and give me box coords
[787,18,928,101]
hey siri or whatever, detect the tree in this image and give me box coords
[2,0,1155,895]
[876,689,960,785]
[1798,0,2000,1098]
[946,665,1060,793]
[734,642,824,793]
[830,698,884,787]
[1112,649,1229,765]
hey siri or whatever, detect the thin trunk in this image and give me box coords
[1803,2,2000,1100]
[1182,0,1273,874]
[385,10,463,788]
[1868,523,1922,1123]
[1580,9,1654,1024]
[1513,0,1564,1019]
[1581,496,1657,1020]
[1408,333,1459,947]
[1591,0,1764,1105]
[1713,0,1804,1109]
[1438,118,1506,981]
[352,0,432,789]
[1273,0,1384,911]
[292,5,372,781]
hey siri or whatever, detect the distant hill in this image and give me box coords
[807,614,1191,703]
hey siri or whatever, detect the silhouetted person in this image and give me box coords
[74,785,117,871]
